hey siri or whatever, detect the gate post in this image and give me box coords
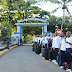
[42,25,47,34]
[17,25,22,45]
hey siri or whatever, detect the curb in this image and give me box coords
[0,45,18,56]
[39,55,49,62]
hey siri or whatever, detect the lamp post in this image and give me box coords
[61,1,67,31]
[55,24,58,32]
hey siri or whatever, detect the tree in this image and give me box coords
[44,0,72,31]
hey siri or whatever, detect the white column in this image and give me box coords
[42,25,47,34]
[17,26,20,32]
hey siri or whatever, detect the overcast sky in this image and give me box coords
[32,1,72,17]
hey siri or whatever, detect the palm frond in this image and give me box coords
[48,0,62,5]
[67,0,72,3]
[66,7,71,15]
[51,7,62,13]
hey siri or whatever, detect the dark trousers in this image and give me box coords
[55,48,59,61]
[45,44,48,48]
[66,48,71,69]
[60,50,66,66]
[42,44,47,48]
[52,48,56,60]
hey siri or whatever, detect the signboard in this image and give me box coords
[57,30,61,34]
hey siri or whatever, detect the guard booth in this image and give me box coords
[14,18,49,45]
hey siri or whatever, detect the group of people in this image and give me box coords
[32,31,72,71]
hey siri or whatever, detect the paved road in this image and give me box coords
[0,45,66,72]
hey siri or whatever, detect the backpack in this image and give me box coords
[63,62,68,70]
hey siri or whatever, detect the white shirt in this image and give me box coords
[34,37,38,42]
[38,37,40,43]
[71,37,72,48]
[60,37,66,51]
[33,36,35,42]
[44,36,50,44]
[40,37,43,44]
[52,37,55,48]
[54,36,61,48]
[66,37,72,48]
[42,37,45,45]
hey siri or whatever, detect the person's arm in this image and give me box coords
[59,43,61,54]
[53,46,55,50]
[66,42,72,45]
[48,38,51,44]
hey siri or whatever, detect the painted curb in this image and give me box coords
[39,55,49,62]
[0,45,18,56]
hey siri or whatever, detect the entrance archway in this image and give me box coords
[14,18,49,45]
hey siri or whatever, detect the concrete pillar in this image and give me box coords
[17,25,22,45]
[17,26,22,39]
[42,25,47,34]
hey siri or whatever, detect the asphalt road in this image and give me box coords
[0,45,66,72]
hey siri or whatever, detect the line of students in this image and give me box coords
[32,31,72,71]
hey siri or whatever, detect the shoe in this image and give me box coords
[54,61,58,65]
[60,66,63,69]
[40,53,42,56]
[66,69,71,72]
[49,59,51,61]
[52,60,56,63]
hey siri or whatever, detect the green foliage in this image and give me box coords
[0,0,72,42]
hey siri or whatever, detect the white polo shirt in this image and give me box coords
[60,37,66,51]
[34,37,38,42]
[33,36,35,42]
[40,37,43,44]
[54,36,61,48]
[66,37,72,48]
[38,37,40,43]
[42,37,45,45]
[52,37,55,48]
[44,36,50,44]
[71,37,72,48]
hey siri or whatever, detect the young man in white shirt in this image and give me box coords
[51,33,56,62]
[48,34,52,49]
[53,32,61,64]
[44,33,51,48]
[66,31,72,69]
[33,34,35,43]
[59,32,66,69]
[42,34,45,48]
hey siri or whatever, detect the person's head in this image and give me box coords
[41,35,42,38]
[48,34,50,37]
[61,32,66,37]
[45,33,47,37]
[53,33,56,37]
[66,31,71,37]
[52,33,54,37]
[55,31,58,36]
[42,34,45,37]
[35,35,37,37]
[33,34,35,36]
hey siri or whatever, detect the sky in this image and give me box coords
[32,1,72,17]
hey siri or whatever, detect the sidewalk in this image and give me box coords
[0,45,18,56]
[0,44,6,49]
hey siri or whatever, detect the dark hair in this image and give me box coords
[63,32,66,35]
[66,31,71,34]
